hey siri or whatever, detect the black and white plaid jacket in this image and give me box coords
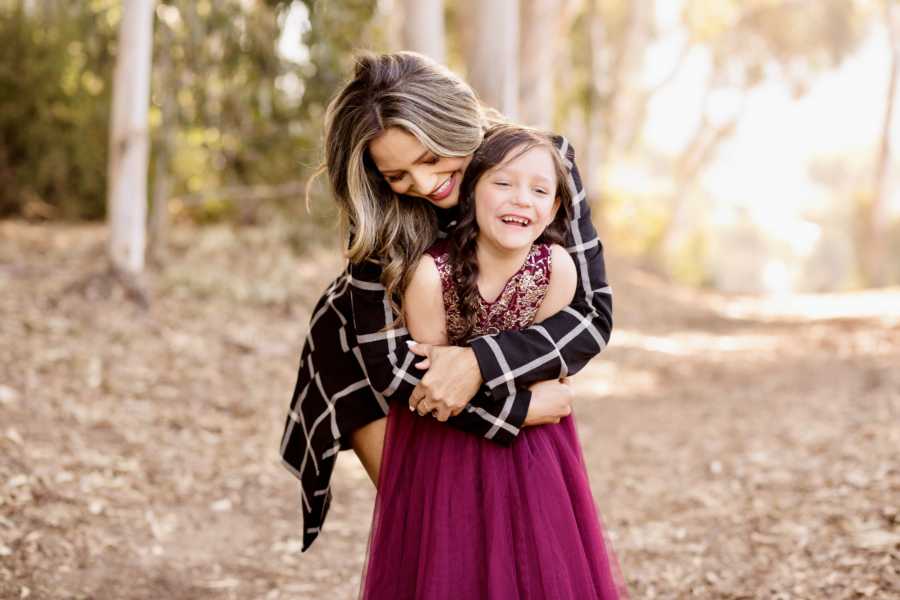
[280,137,613,551]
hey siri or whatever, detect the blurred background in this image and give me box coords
[1,1,898,599]
[2,0,898,290]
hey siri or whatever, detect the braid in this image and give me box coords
[448,207,482,342]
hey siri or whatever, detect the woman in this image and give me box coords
[279,52,613,553]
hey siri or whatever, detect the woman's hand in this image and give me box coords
[407,342,483,421]
[523,378,573,426]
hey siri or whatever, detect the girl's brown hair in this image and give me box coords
[449,124,573,341]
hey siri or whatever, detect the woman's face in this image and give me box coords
[368,127,472,209]
[474,145,560,253]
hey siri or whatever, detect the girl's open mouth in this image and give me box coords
[500,215,531,227]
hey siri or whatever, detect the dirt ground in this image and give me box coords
[1,221,898,599]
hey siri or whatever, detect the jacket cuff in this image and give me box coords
[469,336,508,400]
[488,389,530,446]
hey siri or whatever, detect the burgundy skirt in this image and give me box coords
[359,404,629,599]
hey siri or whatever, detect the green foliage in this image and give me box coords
[0,0,883,298]
[151,0,311,214]
[296,0,379,119]
[0,0,379,222]
[153,0,378,226]
[0,3,117,218]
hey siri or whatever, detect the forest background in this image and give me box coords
[3,0,899,290]
[1,0,899,598]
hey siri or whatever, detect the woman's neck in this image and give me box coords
[474,235,532,302]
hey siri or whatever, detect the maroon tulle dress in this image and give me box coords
[359,242,628,600]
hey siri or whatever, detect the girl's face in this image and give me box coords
[474,145,560,253]
[369,127,472,209]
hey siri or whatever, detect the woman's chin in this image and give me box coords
[429,192,459,209]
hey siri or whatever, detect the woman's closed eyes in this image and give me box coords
[384,154,441,183]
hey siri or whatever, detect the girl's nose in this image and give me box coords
[511,186,532,206]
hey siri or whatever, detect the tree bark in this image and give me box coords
[107,0,155,276]
[518,0,558,129]
[376,0,401,51]
[467,0,519,118]
[584,0,605,211]
[400,0,445,64]
[655,76,746,266]
[606,0,653,154]
[620,40,690,153]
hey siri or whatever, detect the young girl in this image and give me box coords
[359,125,628,599]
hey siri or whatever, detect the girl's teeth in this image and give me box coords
[502,217,529,226]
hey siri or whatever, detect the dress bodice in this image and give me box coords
[426,241,552,344]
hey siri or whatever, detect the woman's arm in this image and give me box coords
[429,244,576,439]
[348,256,531,444]
[467,137,613,402]
[408,243,579,431]
[348,257,421,399]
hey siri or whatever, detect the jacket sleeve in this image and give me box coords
[346,256,421,400]
[348,258,529,444]
[468,137,613,401]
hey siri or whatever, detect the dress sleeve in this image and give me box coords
[467,137,613,401]
[348,258,529,443]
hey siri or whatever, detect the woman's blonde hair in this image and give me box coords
[321,51,489,315]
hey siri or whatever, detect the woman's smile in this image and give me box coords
[427,173,458,202]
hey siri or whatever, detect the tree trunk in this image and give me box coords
[659,113,739,260]
[584,0,605,211]
[454,0,475,72]
[518,0,558,129]
[376,0,401,51]
[864,0,899,286]
[606,0,653,154]
[620,41,690,153]
[655,77,746,267]
[468,0,519,118]
[107,0,155,276]
[400,0,445,64]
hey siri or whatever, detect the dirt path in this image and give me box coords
[1,222,898,599]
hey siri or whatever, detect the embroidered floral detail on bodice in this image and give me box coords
[427,241,552,345]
